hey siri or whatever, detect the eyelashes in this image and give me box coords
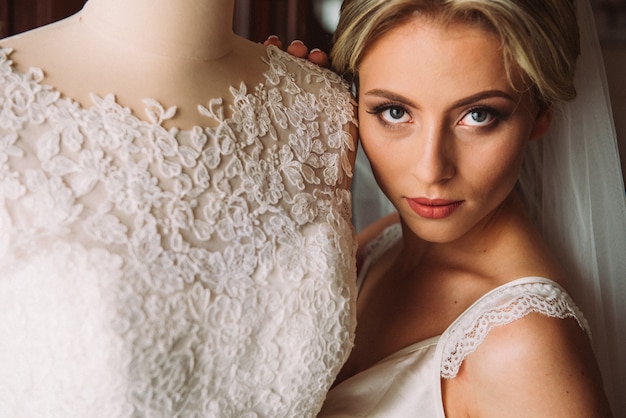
[459,107,504,128]
[366,103,411,127]
[365,102,506,130]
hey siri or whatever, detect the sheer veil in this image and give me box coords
[352,0,626,414]
[517,0,625,414]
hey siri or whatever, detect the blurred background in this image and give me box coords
[0,0,624,180]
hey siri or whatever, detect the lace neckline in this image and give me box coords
[0,44,310,133]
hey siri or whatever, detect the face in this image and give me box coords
[357,17,552,244]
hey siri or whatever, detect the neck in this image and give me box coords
[79,0,237,61]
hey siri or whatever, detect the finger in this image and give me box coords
[307,48,330,68]
[286,40,309,59]
[263,35,282,48]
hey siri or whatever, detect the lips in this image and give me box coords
[406,198,463,219]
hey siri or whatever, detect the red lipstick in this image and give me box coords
[406,198,463,219]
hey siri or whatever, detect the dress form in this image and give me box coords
[0,1,358,416]
[1,0,269,129]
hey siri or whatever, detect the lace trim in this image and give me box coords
[356,223,402,292]
[440,280,590,378]
[363,223,402,261]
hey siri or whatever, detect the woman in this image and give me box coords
[314,0,625,416]
[0,0,358,416]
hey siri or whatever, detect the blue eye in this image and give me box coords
[386,107,407,121]
[367,104,412,125]
[460,108,497,127]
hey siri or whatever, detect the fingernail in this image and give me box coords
[290,40,304,45]
[310,48,321,53]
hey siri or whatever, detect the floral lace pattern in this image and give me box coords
[0,45,357,417]
[440,279,590,379]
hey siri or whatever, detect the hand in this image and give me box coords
[263,35,330,68]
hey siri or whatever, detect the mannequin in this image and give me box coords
[0,1,358,417]
[3,0,268,129]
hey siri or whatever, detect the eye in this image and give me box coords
[384,106,409,122]
[459,108,499,127]
[367,104,412,125]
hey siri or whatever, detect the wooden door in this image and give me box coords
[237,0,334,54]
[0,0,86,38]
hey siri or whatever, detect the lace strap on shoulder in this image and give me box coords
[440,278,590,379]
[363,223,402,262]
[355,223,402,292]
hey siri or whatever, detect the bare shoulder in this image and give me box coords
[444,313,612,417]
[355,212,399,270]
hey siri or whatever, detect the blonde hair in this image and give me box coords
[331,0,580,106]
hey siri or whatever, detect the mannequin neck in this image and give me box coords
[79,0,237,61]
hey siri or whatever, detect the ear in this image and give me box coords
[529,106,553,141]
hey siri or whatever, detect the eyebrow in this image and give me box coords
[451,90,517,108]
[361,89,417,107]
[361,89,517,108]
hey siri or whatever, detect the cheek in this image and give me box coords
[469,143,527,197]
[358,111,407,170]
[460,117,533,187]
[358,127,402,193]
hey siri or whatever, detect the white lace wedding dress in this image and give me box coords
[0,45,357,418]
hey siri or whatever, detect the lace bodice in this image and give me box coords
[0,45,357,417]
[319,224,590,417]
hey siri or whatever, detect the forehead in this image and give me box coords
[358,17,517,99]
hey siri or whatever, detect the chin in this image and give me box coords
[401,218,465,244]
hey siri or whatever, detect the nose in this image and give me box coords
[411,122,455,185]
